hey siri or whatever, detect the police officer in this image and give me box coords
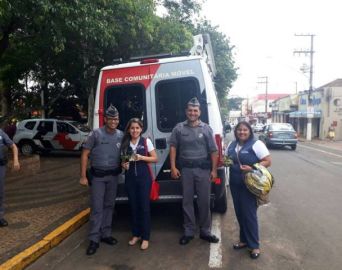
[0,128,20,227]
[169,97,220,245]
[80,104,123,255]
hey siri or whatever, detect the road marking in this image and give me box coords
[208,213,222,268]
[298,144,342,158]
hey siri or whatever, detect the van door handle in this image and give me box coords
[155,138,167,149]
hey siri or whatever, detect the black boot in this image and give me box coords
[86,241,99,255]
[0,218,8,227]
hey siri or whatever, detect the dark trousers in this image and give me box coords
[181,167,211,237]
[230,182,259,249]
[0,166,6,219]
[125,176,152,240]
[88,175,118,243]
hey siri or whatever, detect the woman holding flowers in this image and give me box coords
[120,118,158,250]
[225,121,271,259]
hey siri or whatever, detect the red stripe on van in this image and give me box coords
[99,64,161,126]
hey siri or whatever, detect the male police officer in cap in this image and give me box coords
[0,128,20,227]
[169,97,220,245]
[80,104,123,255]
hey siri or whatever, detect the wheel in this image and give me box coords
[19,141,35,155]
[213,186,228,214]
[291,144,297,150]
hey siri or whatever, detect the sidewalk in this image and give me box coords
[0,154,89,267]
[298,137,342,152]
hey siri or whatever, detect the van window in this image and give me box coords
[105,84,146,132]
[156,78,208,132]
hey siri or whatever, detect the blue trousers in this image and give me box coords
[125,175,152,240]
[0,166,6,219]
[230,181,259,249]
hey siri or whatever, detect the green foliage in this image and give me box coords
[0,0,237,121]
[227,97,244,111]
[195,20,238,101]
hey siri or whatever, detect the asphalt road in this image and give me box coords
[27,136,342,270]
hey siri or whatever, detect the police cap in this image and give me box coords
[105,104,119,117]
[187,97,200,107]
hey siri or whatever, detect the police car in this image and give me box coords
[13,119,90,155]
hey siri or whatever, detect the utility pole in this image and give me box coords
[257,76,269,118]
[294,33,315,141]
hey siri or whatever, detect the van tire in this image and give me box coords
[213,186,228,214]
[291,144,297,150]
[19,140,36,156]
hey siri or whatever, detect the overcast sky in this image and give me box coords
[202,0,342,98]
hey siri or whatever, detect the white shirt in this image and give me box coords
[130,137,155,153]
[226,140,270,160]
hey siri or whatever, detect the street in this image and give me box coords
[24,139,342,270]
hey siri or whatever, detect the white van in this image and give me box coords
[93,35,228,213]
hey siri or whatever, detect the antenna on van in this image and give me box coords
[189,34,217,78]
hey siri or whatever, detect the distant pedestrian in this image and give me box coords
[0,128,20,227]
[328,126,335,141]
[169,97,220,245]
[120,118,158,250]
[225,121,271,259]
[80,104,123,255]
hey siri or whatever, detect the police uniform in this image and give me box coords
[169,99,218,239]
[0,129,14,223]
[82,106,123,245]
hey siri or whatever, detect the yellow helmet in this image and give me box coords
[244,163,274,197]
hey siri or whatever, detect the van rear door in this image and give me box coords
[149,59,208,183]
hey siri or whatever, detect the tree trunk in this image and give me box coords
[88,86,95,129]
[0,81,8,116]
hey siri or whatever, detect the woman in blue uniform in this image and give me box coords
[121,118,158,250]
[225,121,271,259]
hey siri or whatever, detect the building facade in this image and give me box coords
[272,79,342,140]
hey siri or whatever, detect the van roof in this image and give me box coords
[101,55,202,71]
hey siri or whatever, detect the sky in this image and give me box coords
[201,0,342,98]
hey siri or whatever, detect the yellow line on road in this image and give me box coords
[0,208,90,270]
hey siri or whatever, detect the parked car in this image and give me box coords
[253,123,265,132]
[13,119,90,155]
[259,123,298,150]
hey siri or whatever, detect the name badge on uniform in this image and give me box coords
[116,143,121,149]
[198,133,203,138]
[240,150,249,154]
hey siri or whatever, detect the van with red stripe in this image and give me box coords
[94,35,228,213]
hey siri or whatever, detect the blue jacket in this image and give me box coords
[227,138,260,186]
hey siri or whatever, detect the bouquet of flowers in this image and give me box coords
[223,156,234,167]
[121,147,135,163]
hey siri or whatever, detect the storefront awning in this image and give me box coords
[289,110,321,118]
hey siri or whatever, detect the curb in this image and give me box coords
[0,208,90,270]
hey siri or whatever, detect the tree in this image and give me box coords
[195,20,237,99]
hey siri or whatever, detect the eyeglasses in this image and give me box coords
[106,118,119,122]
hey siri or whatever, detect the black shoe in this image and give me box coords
[233,242,248,250]
[179,235,194,245]
[250,250,260,259]
[0,218,8,227]
[200,234,219,243]
[86,241,99,255]
[101,236,118,246]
